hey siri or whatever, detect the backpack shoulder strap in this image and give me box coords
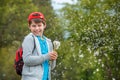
[32,35,36,53]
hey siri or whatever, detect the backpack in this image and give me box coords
[14,36,35,76]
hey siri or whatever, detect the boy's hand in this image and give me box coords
[49,51,58,60]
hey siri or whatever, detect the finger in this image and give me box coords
[51,54,57,60]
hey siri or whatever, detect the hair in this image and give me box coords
[29,18,46,25]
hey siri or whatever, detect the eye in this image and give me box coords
[38,24,42,27]
[32,25,36,27]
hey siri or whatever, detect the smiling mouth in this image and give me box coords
[35,30,42,33]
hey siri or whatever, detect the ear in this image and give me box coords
[44,23,46,29]
[28,24,31,30]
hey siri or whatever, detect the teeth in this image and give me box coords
[53,40,60,50]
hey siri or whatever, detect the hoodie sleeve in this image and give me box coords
[22,35,50,66]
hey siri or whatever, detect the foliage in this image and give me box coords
[0,0,38,47]
[0,46,20,80]
[53,0,120,80]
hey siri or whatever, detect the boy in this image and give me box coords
[22,12,58,80]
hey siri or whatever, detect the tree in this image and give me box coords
[0,0,39,48]
[54,0,120,79]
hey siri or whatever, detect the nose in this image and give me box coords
[35,26,39,30]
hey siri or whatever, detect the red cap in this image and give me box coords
[28,12,45,22]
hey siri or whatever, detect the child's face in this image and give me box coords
[29,21,46,36]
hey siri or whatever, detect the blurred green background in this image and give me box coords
[0,0,120,80]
